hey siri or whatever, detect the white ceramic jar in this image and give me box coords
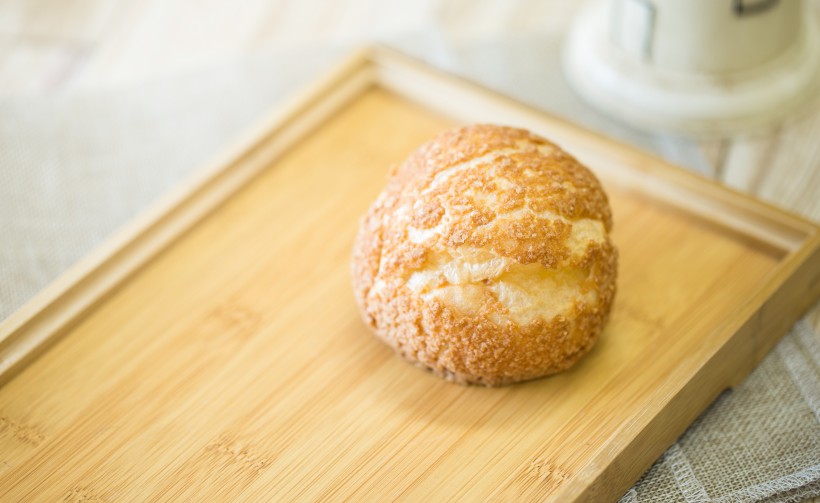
[563,0,820,134]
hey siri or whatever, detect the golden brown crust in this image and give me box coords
[352,124,617,386]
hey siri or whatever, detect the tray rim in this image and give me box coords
[1,45,818,501]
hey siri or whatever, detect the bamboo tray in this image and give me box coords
[1,47,818,502]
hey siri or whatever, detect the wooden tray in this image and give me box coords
[1,47,818,502]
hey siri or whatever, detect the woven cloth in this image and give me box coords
[623,320,820,503]
[1,40,818,502]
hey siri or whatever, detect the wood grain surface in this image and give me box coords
[0,80,815,501]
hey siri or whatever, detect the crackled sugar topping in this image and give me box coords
[352,124,617,386]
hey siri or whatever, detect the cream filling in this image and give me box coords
[407,246,598,325]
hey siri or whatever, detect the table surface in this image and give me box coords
[1,0,818,501]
